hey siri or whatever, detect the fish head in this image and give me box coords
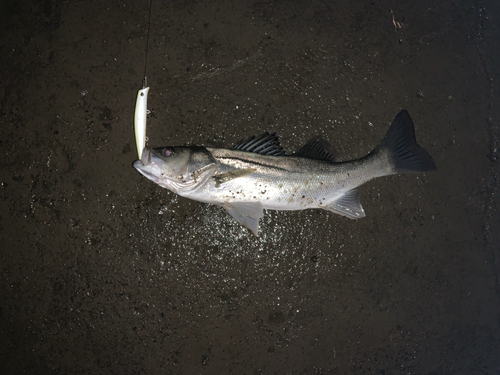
[133,146,217,192]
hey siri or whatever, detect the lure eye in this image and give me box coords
[161,148,173,157]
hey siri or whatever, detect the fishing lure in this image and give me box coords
[134,86,149,159]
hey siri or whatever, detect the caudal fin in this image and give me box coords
[376,110,436,173]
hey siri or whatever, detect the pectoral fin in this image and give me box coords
[213,168,256,188]
[322,189,366,219]
[222,202,263,236]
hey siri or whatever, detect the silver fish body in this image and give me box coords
[133,110,436,235]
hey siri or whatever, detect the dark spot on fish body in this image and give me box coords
[311,255,318,262]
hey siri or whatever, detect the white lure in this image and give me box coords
[134,87,150,159]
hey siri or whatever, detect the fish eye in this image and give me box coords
[161,148,174,157]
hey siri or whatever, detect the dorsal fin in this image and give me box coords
[295,136,338,162]
[232,132,286,156]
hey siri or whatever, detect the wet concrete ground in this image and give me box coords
[1,0,500,373]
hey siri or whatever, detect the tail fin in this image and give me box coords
[375,110,436,173]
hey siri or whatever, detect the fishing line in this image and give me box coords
[143,0,153,88]
[134,0,153,159]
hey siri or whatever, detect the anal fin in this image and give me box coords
[322,189,366,219]
[222,202,264,236]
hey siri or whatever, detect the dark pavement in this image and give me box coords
[1,0,499,373]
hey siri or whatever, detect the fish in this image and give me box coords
[133,110,436,236]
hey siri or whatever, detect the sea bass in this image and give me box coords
[133,110,436,235]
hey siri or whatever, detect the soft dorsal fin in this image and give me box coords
[295,136,338,162]
[232,132,286,156]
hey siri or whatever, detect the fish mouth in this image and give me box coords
[140,147,152,164]
[133,159,153,179]
[133,147,154,178]
[132,147,152,169]
[133,147,173,188]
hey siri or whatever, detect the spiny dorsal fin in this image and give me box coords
[232,132,286,156]
[295,136,338,162]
